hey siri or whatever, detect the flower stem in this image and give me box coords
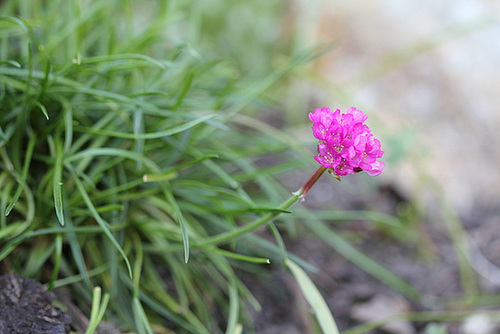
[192,192,301,248]
[293,166,327,200]
[191,166,329,248]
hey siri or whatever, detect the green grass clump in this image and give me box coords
[0,1,313,332]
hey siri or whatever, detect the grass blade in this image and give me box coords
[293,209,401,227]
[53,141,65,226]
[225,283,239,334]
[286,259,340,334]
[308,220,422,301]
[73,113,216,139]
[211,248,270,264]
[81,53,170,70]
[85,287,110,334]
[66,147,159,172]
[68,165,132,278]
[162,186,190,263]
[142,154,218,182]
[5,135,35,216]
[133,297,154,334]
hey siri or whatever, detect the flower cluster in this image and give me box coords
[309,107,384,177]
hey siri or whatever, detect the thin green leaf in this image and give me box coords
[173,71,194,110]
[0,60,21,67]
[50,266,109,290]
[86,287,103,334]
[34,101,49,120]
[225,283,239,334]
[0,222,128,263]
[132,233,143,299]
[193,192,300,248]
[63,106,73,153]
[286,259,340,334]
[0,15,29,33]
[268,223,287,267]
[133,109,144,170]
[205,207,292,215]
[48,234,63,290]
[48,86,167,115]
[73,113,216,139]
[308,220,422,301]
[5,135,35,216]
[133,298,154,334]
[212,248,270,264]
[142,172,177,183]
[131,232,152,334]
[294,209,401,227]
[63,193,94,290]
[81,53,171,70]
[245,236,319,274]
[66,147,160,172]
[440,198,478,296]
[85,287,110,334]
[162,186,190,263]
[69,166,133,278]
[142,154,218,182]
[0,123,15,148]
[36,60,52,104]
[53,142,65,226]
[0,223,22,240]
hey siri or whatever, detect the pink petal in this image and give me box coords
[365,161,385,176]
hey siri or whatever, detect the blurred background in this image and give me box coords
[207,0,500,332]
[284,0,500,215]
[279,1,500,332]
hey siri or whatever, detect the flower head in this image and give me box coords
[309,107,384,177]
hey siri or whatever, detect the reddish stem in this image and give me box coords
[294,166,327,200]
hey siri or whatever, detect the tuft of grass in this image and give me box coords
[0,0,325,332]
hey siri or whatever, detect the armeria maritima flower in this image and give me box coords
[309,107,384,177]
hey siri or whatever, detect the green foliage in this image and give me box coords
[0,0,315,332]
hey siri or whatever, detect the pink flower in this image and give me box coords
[309,107,384,177]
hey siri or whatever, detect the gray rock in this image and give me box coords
[0,274,71,334]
